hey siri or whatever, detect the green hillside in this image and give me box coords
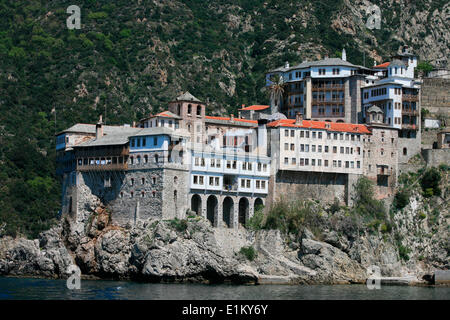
[0,0,448,238]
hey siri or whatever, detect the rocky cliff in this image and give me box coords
[1,187,447,284]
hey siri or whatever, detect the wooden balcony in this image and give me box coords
[77,163,128,172]
[401,124,417,130]
[402,94,419,102]
[377,167,392,176]
[312,99,344,105]
[312,84,344,91]
[402,109,419,116]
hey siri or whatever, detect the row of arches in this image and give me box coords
[191,194,264,228]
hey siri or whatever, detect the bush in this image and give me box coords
[240,246,256,261]
[420,167,441,197]
[246,206,264,230]
[398,245,411,261]
[168,218,188,232]
[393,189,410,210]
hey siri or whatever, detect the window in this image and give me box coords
[290,144,295,151]
[187,104,192,115]
[284,143,289,151]
[193,176,198,184]
[318,159,322,166]
[215,177,219,186]
[141,177,145,185]
[325,146,329,153]
[292,158,296,165]
[152,177,156,184]
[284,157,289,165]
[241,179,245,188]
[333,146,337,153]
[261,181,266,189]
[285,130,289,137]
[153,137,157,145]
[324,160,329,167]
[290,130,295,137]
[141,191,145,198]
[130,178,134,186]
[197,105,201,116]
[209,177,214,186]
[318,132,322,139]
[130,192,134,198]
[318,145,322,153]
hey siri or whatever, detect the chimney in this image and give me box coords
[295,112,303,125]
[96,115,104,139]
[230,114,234,121]
[132,121,136,128]
[285,61,290,69]
[238,111,241,119]
[342,48,347,61]
[324,54,329,59]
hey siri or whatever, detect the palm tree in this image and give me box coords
[266,74,285,114]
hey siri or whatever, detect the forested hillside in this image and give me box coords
[0,0,448,238]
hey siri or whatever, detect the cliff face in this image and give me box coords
[0,189,447,284]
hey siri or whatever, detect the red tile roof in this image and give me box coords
[374,62,390,68]
[267,119,370,134]
[240,105,270,111]
[205,115,258,124]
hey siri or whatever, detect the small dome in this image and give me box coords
[267,113,287,121]
[366,105,383,114]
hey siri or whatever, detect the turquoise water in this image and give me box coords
[0,277,448,300]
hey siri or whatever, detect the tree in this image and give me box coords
[266,74,285,113]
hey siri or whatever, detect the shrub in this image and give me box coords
[420,167,441,197]
[246,206,264,230]
[398,245,411,261]
[240,246,256,261]
[393,189,410,210]
[168,218,188,232]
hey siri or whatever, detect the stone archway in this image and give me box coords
[206,195,218,226]
[222,197,234,228]
[191,194,202,215]
[238,197,249,226]
[254,198,264,213]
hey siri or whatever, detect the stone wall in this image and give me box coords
[272,170,351,205]
[421,148,450,167]
[421,78,450,121]
[363,126,398,199]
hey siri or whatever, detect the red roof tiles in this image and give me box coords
[205,115,258,124]
[267,119,370,134]
[240,105,270,111]
[374,62,390,68]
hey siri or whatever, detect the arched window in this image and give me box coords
[177,104,181,115]
[187,104,192,115]
[196,105,201,116]
[174,176,178,184]
[130,156,134,165]
[154,154,159,163]
[137,155,141,164]
[144,155,148,163]
[403,148,407,156]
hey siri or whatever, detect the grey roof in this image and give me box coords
[204,118,256,127]
[366,105,383,114]
[389,59,406,68]
[269,57,359,73]
[174,91,201,103]
[57,124,139,136]
[131,127,190,138]
[72,125,189,148]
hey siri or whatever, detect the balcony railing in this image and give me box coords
[402,109,419,116]
[401,124,417,130]
[311,99,344,105]
[312,84,344,91]
[311,113,345,118]
[223,184,238,192]
[76,163,128,171]
[402,94,419,102]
